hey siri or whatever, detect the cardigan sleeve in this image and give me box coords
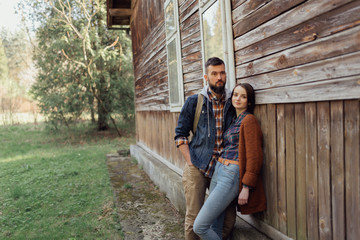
[240,115,263,187]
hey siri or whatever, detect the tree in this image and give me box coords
[22,0,134,133]
[0,38,8,83]
[0,28,35,124]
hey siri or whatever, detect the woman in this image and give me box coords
[193,83,266,239]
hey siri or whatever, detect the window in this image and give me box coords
[165,0,184,112]
[200,0,236,90]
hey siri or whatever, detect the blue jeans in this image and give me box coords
[193,162,240,239]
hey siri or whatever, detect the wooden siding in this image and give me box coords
[130,0,360,239]
[132,0,360,111]
[131,0,169,111]
[233,0,360,104]
[136,111,185,171]
[179,0,203,98]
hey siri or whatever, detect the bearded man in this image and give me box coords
[175,57,237,240]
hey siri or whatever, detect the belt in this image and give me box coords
[218,157,239,166]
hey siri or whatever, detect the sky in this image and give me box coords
[0,0,22,31]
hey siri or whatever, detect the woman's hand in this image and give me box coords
[238,186,250,205]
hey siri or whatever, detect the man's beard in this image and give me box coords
[209,81,225,94]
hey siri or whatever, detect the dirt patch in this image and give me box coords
[106,153,184,240]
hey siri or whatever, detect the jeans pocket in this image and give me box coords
[223,165,238,177]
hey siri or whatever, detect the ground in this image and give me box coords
[106,152,184,240]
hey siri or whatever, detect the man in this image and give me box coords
[175,57,236,239]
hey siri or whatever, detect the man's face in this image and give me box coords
[204,64,226,94]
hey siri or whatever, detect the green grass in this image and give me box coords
[0,122,135,239]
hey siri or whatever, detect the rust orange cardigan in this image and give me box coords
[237,114,267,214]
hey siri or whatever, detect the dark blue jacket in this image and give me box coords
[175,86,236,171]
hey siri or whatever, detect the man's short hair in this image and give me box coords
[205,57,225,72]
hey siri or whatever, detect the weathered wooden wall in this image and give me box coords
[233,0,360,104]
[131,0,169,111]
[135,100,359,240]
[131,0,360,239]
[231,1,359,238]
[136,111,185,170]
[254,100,359,240]
[179,0,203,98]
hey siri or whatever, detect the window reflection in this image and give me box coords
[165,1,176,37]
[202,1,224,61]
[167,39,180,105]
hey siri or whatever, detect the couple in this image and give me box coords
[175,57,266,240]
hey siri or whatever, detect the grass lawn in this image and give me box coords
[0,122,135,239]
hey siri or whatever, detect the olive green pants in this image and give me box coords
[182,164,237,240]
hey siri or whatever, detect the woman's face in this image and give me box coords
[232,86,248,112]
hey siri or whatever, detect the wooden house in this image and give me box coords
[107,0,360,239]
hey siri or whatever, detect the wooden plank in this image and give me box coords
[184,80,203,92]
[267,104,278,228]
[258,104,271,224]
[178,0,186,7]
[160,111,166,160]
[173,111,184,168]
[233,0,305,38]
[317,102,331,240]
[330,101,345,240]
[181,29,201,48]
[255,75,360,104]
[176,112,186,169]
[136,98,170,111]
[180,9,199,31]
[136,72,168,97]
[171,111,178,167]
[234,0,354,51]
[179,0,198,24]
[276,104,287,234]
[344,100,360,240]
[136,104,169,111]
[182,59,202,74]
[133,31,166,75]
[239,50,360,91]
[305,103,318,240]
[235,1,360,65]
[185,89,200,99]
[133,27,165,70]
[136,87,168,101]
[135,80,167,101]
[179,0,197,13]
[135,109,140,142]
[232,0,271,24]
[131,3,164,57]
[285,104,296,239]
[182,51,202,65]
[295,103,307,240]
[109,8,132,16]
[135,36,166,76]
[236,26,360,78]
[183,69,202,83]
[232,0,247,10]
[182,40,201,57]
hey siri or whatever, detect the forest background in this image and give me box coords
[0,0,134,133]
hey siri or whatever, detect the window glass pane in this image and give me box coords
[167,39,180,105]
[165,1,176,37]
[202,1,224,61]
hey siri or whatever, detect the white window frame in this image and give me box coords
[199,0,236,91]
[164,0,184,112]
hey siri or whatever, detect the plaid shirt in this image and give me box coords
[220,111,248,161]
[176,88,225,177]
